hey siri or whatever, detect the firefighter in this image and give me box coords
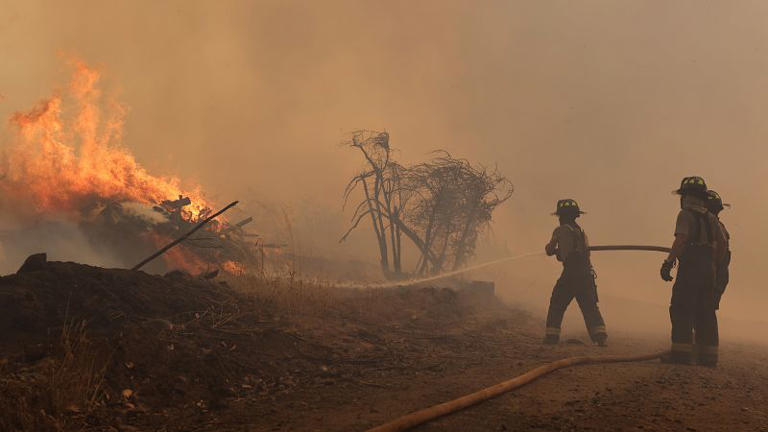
[543,199,607,346]
[660,177,726,366]
[705,190,731,310]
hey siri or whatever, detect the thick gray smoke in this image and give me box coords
[1,1,766,342]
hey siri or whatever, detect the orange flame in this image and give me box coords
[146,232,210,275]
[221,260,246,275]
[1,59,211,218]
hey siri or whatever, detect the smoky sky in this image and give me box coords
[1,1,767,326]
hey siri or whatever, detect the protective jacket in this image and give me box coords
[544,222,606,344]
[669,196,724,365]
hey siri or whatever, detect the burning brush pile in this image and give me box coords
[0,60,261,275]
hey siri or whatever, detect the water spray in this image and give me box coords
[360,251,545,289]
[356,244,671,289]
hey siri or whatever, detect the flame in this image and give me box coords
[146,232,210,275]
[1,59,211,219]
[221,260,246,275]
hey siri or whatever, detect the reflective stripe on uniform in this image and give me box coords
[545,327,561,336]
[671,342,693,352]
[590,325,607,335]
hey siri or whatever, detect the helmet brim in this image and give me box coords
[672,188,707,195]
[552,211,586,216]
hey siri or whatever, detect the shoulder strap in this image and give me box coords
[566,223,586,251]
[690,211,713,245]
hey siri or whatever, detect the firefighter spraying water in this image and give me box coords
[543,199,607,346]
[365,178,735,432]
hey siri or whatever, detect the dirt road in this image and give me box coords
[1,263,767,432]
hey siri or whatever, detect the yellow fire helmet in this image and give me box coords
[673,176,707,195]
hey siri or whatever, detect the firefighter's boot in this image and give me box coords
[697,345,718,368]
[543,327,560,344]
[661,343,694,365]
[594,332,608,347]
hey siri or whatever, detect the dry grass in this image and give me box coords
[228,273,345,316]
[48,319,109,415]
[223,271,444,329]
[0,319,110,432]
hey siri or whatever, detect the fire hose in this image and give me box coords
[364,351,666,432]
[589,245,671,253]
[364,244,672,432]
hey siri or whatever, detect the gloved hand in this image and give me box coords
[590,266,597,280]
[660,259,675,282]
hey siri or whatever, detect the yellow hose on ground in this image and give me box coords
[364,351,667,432]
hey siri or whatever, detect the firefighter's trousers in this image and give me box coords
[670,246,719,365]
[545,262,606,342]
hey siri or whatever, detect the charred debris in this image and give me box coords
[78,195,280,276]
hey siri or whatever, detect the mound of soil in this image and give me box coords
[0,258,532,432]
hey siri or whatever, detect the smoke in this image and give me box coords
[0,215,125,273]
[1,1,768,340]
[120,202,169,225]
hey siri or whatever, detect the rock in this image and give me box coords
[17,253,47,273]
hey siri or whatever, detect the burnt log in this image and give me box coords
[162,196,191,210]
[221,217,254,235]
[132,201,239,271]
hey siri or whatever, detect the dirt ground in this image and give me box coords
[0,260,767,432]
[244,330,768,432]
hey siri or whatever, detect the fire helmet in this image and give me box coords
[673,176,707,196]
[552,199,585,216]
[705,190,730,213]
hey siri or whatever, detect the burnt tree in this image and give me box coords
[341,131,513,278]
[341,131,406,276]
[401,152,513,275]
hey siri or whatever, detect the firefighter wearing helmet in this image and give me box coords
[706,190,731,310]
[543,199,607,346]
[660,176,727,366]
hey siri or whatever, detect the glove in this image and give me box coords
[660,259,675,282]
[590,266,597,280]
